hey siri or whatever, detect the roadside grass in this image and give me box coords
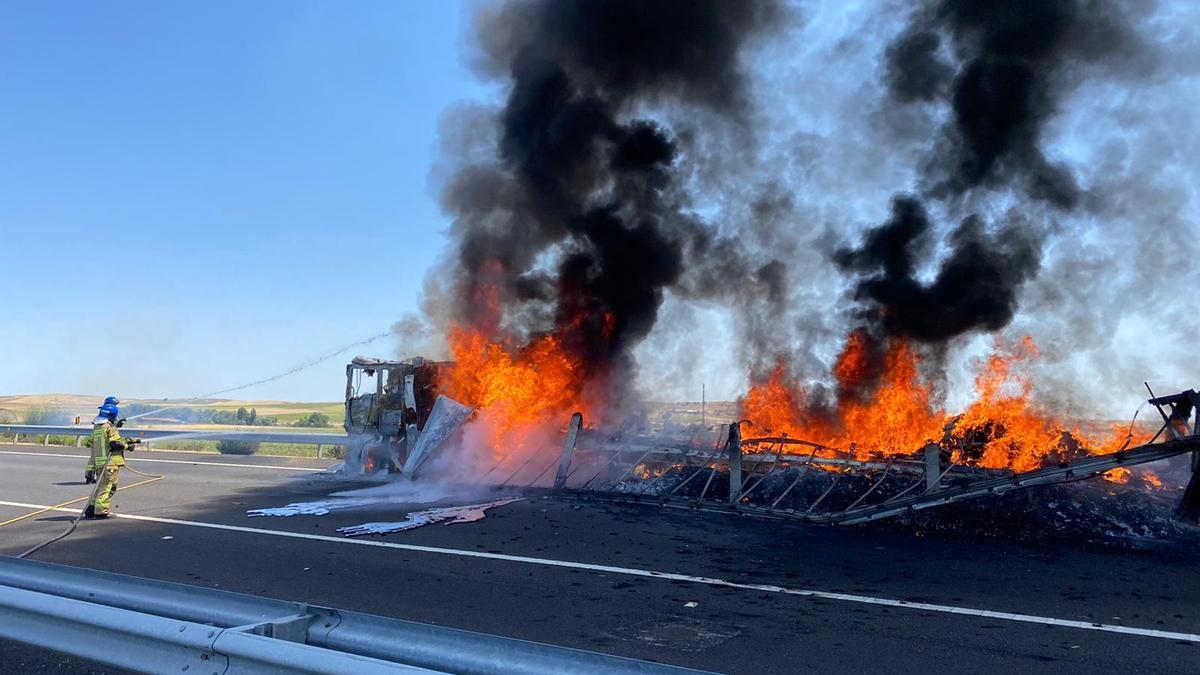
[151,440,344,459]
[258,442,346,459]
[152,439,221,453]
[0,407,82,445]
[143,423,342,433]
[0,433,84,447]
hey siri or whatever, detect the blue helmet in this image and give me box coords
[98,403,119,421]
[103,396,121,406]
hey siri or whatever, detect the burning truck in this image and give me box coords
[339,347,1200,534]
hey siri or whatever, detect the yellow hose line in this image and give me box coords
[122,463,165,479]
[0,475,164,528]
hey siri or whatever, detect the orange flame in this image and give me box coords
[742,334,1144,473]
[953,337,1063,472]
[742,362,808,439]
[441,325,591,461]
[1103,467,1131,484]
[744,338,944,456]
[837,340,945,455]
[832,329,872,394]
[1103,467,1166,489]
[439,267,1152,485]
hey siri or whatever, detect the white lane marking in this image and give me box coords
[1,500,1196,644]
[0,450,323,472]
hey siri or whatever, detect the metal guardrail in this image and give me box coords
[0,584,429,674]
[0,556,709,675]
[0,424,349,454]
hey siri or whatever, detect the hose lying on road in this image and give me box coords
[8,457,165,559]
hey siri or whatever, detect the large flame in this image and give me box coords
[742,333,1146,474]
[952,337,1064,472]
[440,325,592,462]
[436,269,1154,486]
[743,333,944,456]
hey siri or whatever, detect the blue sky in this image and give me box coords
[1,2,1195,418]
[0,1,491,401]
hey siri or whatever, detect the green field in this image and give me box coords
[192,400,344,424]
[0,394,344,431]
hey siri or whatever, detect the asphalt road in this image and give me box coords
[0,443,1197,674]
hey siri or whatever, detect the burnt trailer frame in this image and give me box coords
[514,389,1200,527]
[1147,388,1200,520]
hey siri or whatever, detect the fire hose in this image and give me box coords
[9,440,165,559]
[6,330,392,559]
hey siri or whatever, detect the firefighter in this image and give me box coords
[84,401,136,519]
[84,396,121,483]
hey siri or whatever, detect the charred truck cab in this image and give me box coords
[343,356,449,473]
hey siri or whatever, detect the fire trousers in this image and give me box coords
[90,464,121,515]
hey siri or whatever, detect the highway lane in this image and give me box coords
[1,444,1197,673]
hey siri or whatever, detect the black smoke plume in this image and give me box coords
[835,196,1041,343]
[438,0,783,411]
[838,0,1145,367]
[887,0,1141,206]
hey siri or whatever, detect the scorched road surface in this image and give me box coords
[0,443,1196,674]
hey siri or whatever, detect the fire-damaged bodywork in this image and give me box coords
[343,356,452,473]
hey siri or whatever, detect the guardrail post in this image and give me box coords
[12,433,18,445]
[43,434,50,446]
[317,444,324,459]
[76,436,83,447]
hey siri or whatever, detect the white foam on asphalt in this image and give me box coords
[0,449,323,472]
[247,497,397,516]
[246,483,509,517]
[1,499,1197,644]
[336,498,525,536]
